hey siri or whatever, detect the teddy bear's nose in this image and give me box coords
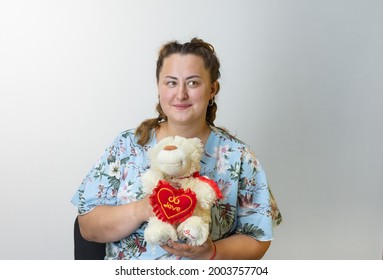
[163,145,177,151]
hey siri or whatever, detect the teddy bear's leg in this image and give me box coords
[144,217,177,246]
[177,216,209,246]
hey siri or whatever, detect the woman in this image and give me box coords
[72,38,282,260]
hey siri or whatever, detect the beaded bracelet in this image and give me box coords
[209,243,217,260]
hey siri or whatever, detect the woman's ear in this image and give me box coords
[210,81,219,97]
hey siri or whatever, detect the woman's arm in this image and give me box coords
[78,195,154,243]
[214,234,271,259]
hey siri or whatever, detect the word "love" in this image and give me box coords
[163,201,181,212]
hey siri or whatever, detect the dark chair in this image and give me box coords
[74,216,106,260]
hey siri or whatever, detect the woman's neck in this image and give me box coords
[156,121,211,144]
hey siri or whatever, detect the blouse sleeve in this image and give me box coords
[235,145,280,241]
[71,134,124,215]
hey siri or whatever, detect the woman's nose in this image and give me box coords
[176,83,188,100]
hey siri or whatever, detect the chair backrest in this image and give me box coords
[74,216,106,260]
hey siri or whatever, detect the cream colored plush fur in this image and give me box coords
[142,136,220,247]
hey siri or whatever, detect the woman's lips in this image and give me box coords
[173,104,191,110]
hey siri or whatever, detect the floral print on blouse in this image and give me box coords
[71,126,282,260]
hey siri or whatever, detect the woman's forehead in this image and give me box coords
[160,54,208,77]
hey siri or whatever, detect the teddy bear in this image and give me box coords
[141,135,222,248]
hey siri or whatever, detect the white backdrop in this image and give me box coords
[0,0,382,260]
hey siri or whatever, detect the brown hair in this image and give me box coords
[135,37,221,146]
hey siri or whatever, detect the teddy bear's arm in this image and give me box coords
[183,179,218,209]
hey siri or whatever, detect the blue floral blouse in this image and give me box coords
[71,126,282,260]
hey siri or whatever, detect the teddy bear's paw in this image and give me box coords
[144,218,177,246]
[192,184,216,209]
[198,199,213,209]
[177,216,209,246]
[141,170,163,194]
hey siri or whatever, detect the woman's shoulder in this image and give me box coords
[114,128,155,149]
[107,128,136,144]
[210,126,249,148]
[119,128,137,139]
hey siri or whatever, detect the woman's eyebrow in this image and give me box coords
[164,75,177,80]
[186,75,201,80]
[164,75,201,80]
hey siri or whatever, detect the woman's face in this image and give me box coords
[158,54,217,127]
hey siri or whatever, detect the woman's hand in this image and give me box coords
[137,194,156,221]
[161,234,271,260]
[161,237,215,260]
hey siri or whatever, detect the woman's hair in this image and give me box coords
[135,37,221,146]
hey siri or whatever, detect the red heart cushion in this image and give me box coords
[149,180,197,224]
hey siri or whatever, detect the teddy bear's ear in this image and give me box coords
[187,137,204,161]
[189,137,203,150]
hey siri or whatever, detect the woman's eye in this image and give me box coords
[166,81,176,87]
[187,80,198,87]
